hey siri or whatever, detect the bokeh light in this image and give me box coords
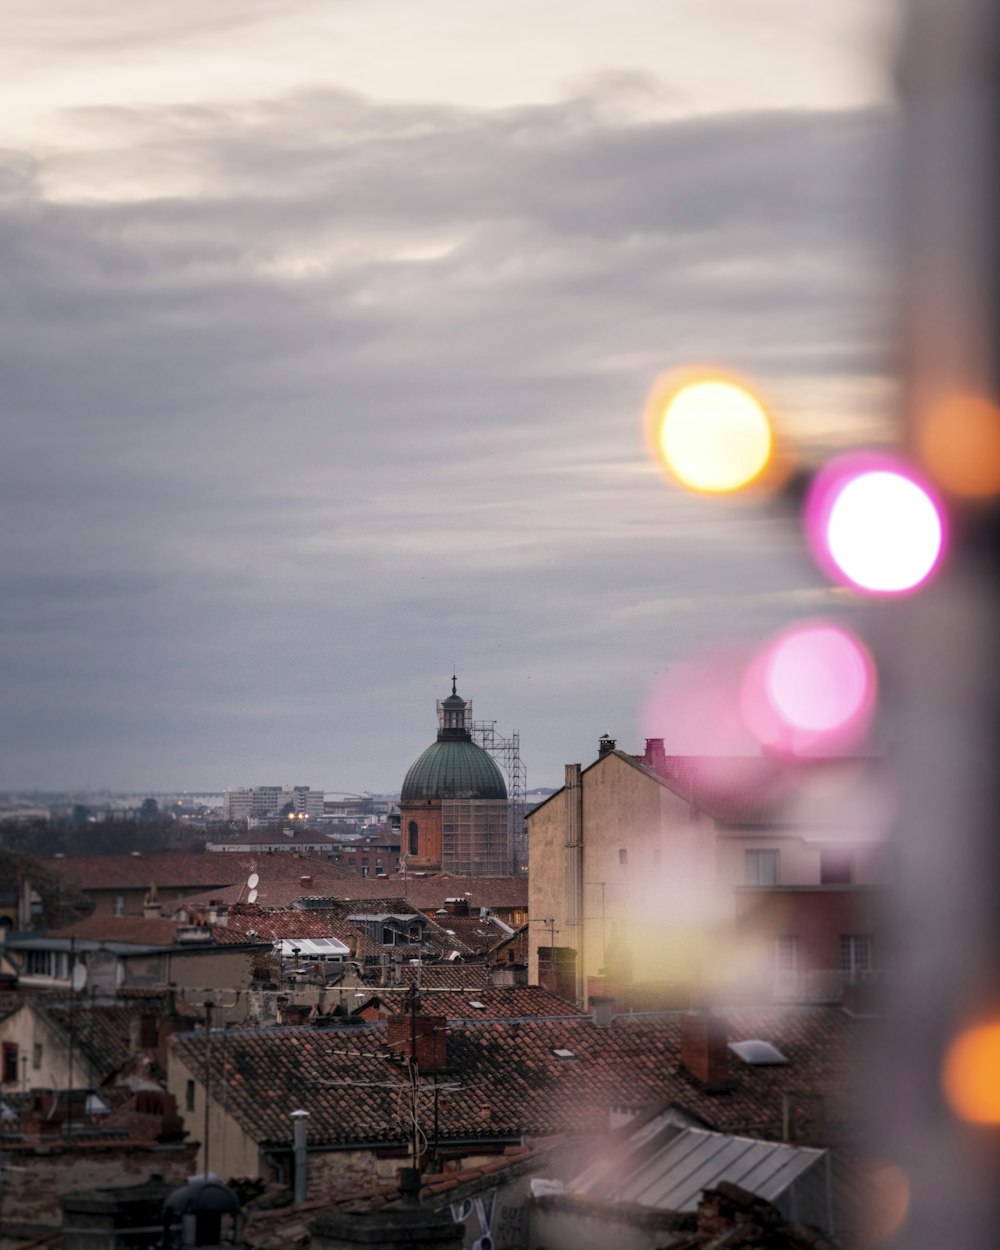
[853,1157,911,1247]
[918,391,1000,499]
[741,622,876,755]
[652,377,773,493]
[806,453,945,594]
[942,1021,1000,1123]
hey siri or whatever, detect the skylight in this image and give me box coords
[468,1000,486,1009]
[552,1047,576,1060]
[728,1039,789,1065]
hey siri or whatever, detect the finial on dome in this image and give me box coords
[451,672,457,696]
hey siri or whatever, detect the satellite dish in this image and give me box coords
[247,888,258,904]
[71,964,88,992]
[247,873,260,890]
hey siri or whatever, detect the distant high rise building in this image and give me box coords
[400,679,511,876]
[222,785,324,823]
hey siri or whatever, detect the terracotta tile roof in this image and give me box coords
[32,1000,147,1082]
[398,964,492,990]
[428,913,513,953]
[45,852,359,904]
[351,986,583,1020]
[172,1006,868,1152]
[46,916,258,948]
[45,853,246,891]
[221,908,384,962]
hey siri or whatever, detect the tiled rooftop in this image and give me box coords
[47,916,259,948]
[222,908,385,962]
[30,1000,150,1082]
[45,852,358,902]
[352,986,583,1020]
[172,1006,868,1152]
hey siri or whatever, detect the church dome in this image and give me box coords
[401,739,508,802]
[401,678,508,802]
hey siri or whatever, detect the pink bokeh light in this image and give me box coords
[741,622,876,755]
[805,452,946,594]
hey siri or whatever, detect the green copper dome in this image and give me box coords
[401,740,508,801]
[401,680,509,802]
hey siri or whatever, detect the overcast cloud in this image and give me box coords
[1,10,901,792]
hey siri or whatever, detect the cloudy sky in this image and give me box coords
[2,1,904,794]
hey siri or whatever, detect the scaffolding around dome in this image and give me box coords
[400,680,523,876]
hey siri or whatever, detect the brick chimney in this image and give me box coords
[386,1014,448,1072]
[444,898,471,917]
[598,734,616,757]
[680,1009,729,1088]
[644,738,666,772]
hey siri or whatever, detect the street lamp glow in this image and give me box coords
[654,378,773,493]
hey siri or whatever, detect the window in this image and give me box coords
[113,895,126,917]
[618,848,628,866]
[840,934,874,978]
[2,1044,17,1085]
[745,849,779,886]
[408,820,419,856]
[32,1043,42,1070]
[775,935,798,973]
[25,950,68,979]
[186,1079,195,1111]
[821,850,854,885]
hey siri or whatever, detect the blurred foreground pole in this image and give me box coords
[876,1,1000,1245]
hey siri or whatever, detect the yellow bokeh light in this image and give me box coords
[654,378,773,493]
[942,1021,1000,1123]
[918,392,1000,498]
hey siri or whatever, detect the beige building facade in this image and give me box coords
[528,741,893,1008]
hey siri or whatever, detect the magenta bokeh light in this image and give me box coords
[805,452,946,594]
[741,622,876,755]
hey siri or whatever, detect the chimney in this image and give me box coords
[680,1009,729,1089]
[300,876,313,888]
[590,995,614,1028]
[644,738,666,772]
[206,899,229,927]
[444,897,471,917]
[598,734,616,757]
[386,1014,448,1072]
[291,1109,310,1204]
[18,873,33,929]
[143,884,161,920]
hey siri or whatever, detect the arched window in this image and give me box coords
[408,820,419,856]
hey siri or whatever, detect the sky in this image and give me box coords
[1,1,904,794]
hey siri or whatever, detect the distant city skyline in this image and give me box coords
[2,3,900,792]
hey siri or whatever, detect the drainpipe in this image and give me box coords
[564,764,584,1006]
[291,1108,310,1204]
